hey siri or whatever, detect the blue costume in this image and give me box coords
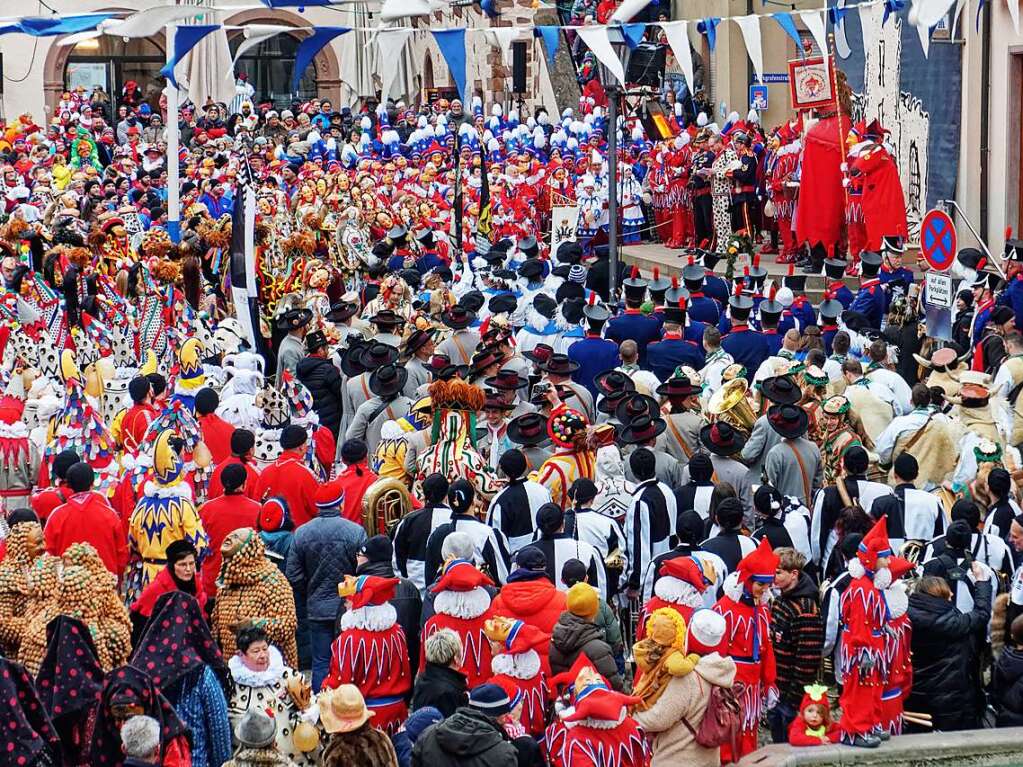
[998,276,1023,331]
[703,273,730,306]
[789,297,818,330]
[849,278,887,329]
[686,293,722,326]
[569,333,622,401]
[606,309,663,364]
[721,325,771,373]
[821,325,840,356]
[763,329,784,357]
[825,280,855,310]
[879,266,914,289]
[646,336,706,381]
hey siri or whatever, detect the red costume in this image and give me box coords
[838,516,891,744]
[796,113,852,251]
[120,402,159,452]
[44,490,129,577]
[851,143,908,252]
[545,662,648,767]
[197,412,235,465]
[637,555,711,641]
[30,485,70,523]
[207,456,262,500]
[198,492,261,597]
[253,449,319,527]
[331,460,380,525]
[787,684,840,746]
[422,559,494,689]
[323,575,411,735]
[484,619,551,737]
[879,557,914,736]
[713,538,779,762]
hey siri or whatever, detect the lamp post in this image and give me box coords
[598,28,630,301]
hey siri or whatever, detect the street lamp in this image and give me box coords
[596,26,631,301]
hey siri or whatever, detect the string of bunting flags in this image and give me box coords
[1,0,947,106]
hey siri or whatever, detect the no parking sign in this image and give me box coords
[920,209,957,271]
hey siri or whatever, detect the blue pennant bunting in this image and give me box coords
[160,25,221,88]
[535,26,561,67]
[772,12,804,55]
[291,26,350,92]
[0,13,114,37]
[697,17,721,51]
[883,0,905,24]
[828,5,848,24]
[433,29,468,101]
[621,23,646,49]
[976,0,985,29]
[260,0,336,6]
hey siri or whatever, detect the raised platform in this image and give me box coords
[620,243,922,302]
[736,727,1023,767]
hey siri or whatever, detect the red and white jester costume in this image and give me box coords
[713,538,779,763]
[322,574,411,735]
[422,559,495,688]
[483,617,551,737]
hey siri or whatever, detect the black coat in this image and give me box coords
[411,663,469,719]
[905,586,991,731]
[296,354,344,437]
[411,708,517,767]
[335,559,422,680]
[993,646,1023,726]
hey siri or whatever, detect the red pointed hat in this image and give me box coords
[886,555,915,581]
[857,516,892,570]
[500,620,550,655]
[548,653,605,691]
[339,575,398,609]
[562,680,643,723]
[430,558,495,593]
[736,538,780,585]
[659,556,712,592]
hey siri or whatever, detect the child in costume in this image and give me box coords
[484,616,551,737]
[788,684,839,746]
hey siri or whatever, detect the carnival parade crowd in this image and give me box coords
[3,60,1023,767]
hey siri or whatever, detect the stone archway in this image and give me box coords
[224,9,342,105]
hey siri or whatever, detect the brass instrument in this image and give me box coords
[362,476,412,537]
[707,377,757,434]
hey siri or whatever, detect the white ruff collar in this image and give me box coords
[491,648,541,679]
[654,575,704,607]
[434,586,491,619]
[885,581,908,618]
[141,481,193,500]
[562,708,627,729]
[228,645,286,687]
[340,602,397,632]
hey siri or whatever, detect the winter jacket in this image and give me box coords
[594,597,624,656]
[770,571,824,706]
[337,559,423,674]
[285,507,367,621]
[410,663,469,718]
[993,645,1023,726]
[296,355,344,437]
[44,491,129,577]
[905,585,991,731]
[548,611,624,690]
[323,722,399,767]
[633,652,737,767]
[490,578,567,635]
[411,708,518,767]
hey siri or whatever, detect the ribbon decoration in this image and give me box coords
[733,15,764,83]
[658,21,696,98]
[160,25,221,88]
[576,25,626,85]
[772,12,804,54]
[291,26,350,91]
[798,9,829,56]
[535,26,561,68]
[232,24,291,66]
[376,27,415,99]
[0,13,114,37]
[433,29,469,100]
[697,17,721,51]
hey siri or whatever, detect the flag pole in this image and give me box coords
[166,23,181,244]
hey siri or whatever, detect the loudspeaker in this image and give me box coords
[625,43,666,88]
[512,42,527,93]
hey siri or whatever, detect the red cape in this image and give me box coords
[796,114,852,249]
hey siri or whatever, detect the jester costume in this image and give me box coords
[422,560,495,689]
[484,617,551,737]
[637,556,712,642]
[322,575,411,735]
[125,430,209,604]
[838,517,891,745]
[545,664,648,767]
[280,370,335,480]
[210,527,299,668]
[712,539,779,762]
[532,407,596,510]
[0,373,38,512]
[879,557,914,736]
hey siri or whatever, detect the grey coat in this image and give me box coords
[276,334,305,382]
[346,395,412,455]
[286,507,367,621]
[764,437,823,507]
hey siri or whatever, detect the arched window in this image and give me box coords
[64,35,165,117]
[229,33,317,109]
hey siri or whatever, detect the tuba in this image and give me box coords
[362,476,412,537]
[708,377,757,435]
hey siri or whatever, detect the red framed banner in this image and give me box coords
[788,56,834,112]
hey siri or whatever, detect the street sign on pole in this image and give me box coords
[924,271,953,340]
[920,209,957,271]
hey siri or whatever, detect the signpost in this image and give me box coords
[920,208,957,271]
[749,84,768,110]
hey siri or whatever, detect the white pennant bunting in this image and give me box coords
[658,21,695,99]
[232,25,290,66]
[379,0,432,23]
[916,18,931,56]
[733,15,764,83]
[611,0,654,23]
[798,10,828,57]
[377,27,414,99]
[489,27,519,66]
[858,3,879,60]
[577,26,625,86]
[104,6,205,39]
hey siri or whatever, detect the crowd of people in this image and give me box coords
[1,55,1022,767]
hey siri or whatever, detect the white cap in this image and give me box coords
[687,608,726,653]
[776,286,794,308]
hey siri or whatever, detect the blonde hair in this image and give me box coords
[425,628,463,665]
[776,547,806,573]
